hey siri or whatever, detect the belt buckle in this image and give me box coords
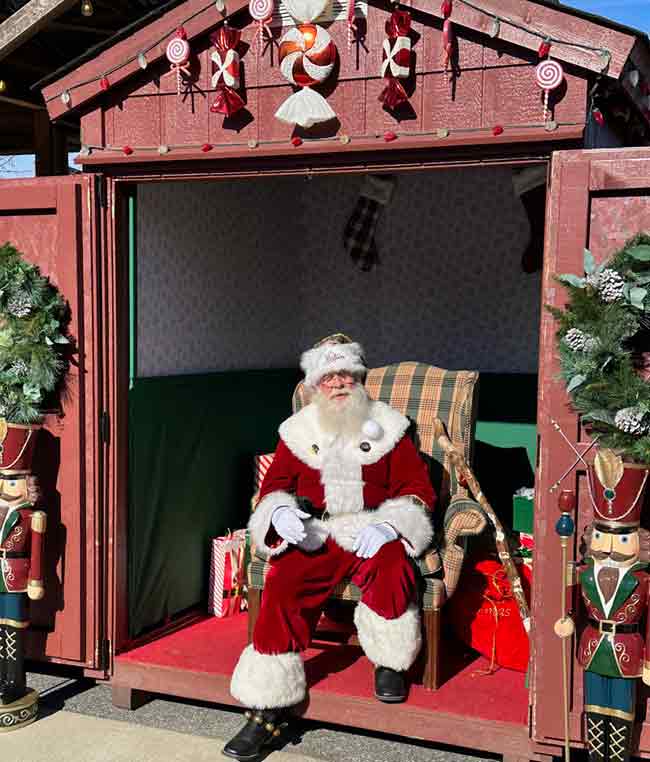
[599,620,616,635]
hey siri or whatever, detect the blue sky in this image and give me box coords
[1,0,648,178]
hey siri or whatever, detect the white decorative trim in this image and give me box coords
[373,497,434,558]
[354,603,422,671]
[270,0,367,28]
[248,491,295,558]
[320,439,364,516]
[230,645,306,708]
[279,401,409,469]
[300,341,366,389]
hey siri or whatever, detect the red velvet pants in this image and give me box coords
[253,537,416,654]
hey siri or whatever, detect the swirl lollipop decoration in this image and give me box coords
[535,59,564,123]
[166,28,192,95]
[249,0,275,54]
[276,23,337,127]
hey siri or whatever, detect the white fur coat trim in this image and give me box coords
[248,490,294,557]
[354,602,422,671]
[279,400,409,469]
[230,645,306,708]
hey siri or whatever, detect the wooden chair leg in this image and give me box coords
[247,587,261,644]
[422,608,441,691]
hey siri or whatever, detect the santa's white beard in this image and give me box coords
[313,384,370,439]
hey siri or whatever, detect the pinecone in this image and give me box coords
[598,268,626,303]
[614,407,649,435]
[8,360,28,378]
[6,292,32,318]
[564,328,587,351]
[583,336,601,352]
[585,273,601,289]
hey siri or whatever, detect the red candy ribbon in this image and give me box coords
[210,27,245,117]
[379,10,412,111]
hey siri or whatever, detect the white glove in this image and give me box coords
[352,523,398,558]
[271,505,311,544]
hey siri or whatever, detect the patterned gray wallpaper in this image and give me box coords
[136,167,541,376]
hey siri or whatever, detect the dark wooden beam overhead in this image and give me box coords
[0,0,80,63]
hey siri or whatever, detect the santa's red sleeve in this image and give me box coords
[372,434,436,557]
[249,438,301,557]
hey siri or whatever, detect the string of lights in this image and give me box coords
[48,0,613,107]
[77,119,583,157]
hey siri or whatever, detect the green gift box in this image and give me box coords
[513,495,534,535]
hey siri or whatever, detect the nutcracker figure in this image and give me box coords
[0,422,46,730]
[556,449,650,762]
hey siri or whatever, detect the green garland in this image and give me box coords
[0,243,69,424]
[549,233,650,464]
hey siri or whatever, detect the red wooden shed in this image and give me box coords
[2,0,650,759]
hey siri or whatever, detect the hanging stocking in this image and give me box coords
[210,26,245,117]
[343,175,396,272]
[379,10,412,111]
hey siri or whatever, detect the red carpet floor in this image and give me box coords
[118,615,528,725]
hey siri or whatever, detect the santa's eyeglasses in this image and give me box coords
[319,372,356,387]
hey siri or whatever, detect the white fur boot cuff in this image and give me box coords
[230,644,306,709]
[354,602,422,672]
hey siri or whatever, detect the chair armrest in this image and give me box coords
[444,496,487,546]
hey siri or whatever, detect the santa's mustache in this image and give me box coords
[591,550,636,562]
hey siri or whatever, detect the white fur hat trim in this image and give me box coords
[362,419,383,440]
[300,340,367,388]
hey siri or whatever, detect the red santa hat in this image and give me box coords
[300,333,367,388]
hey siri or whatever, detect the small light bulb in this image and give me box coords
[81,0,93,16]
[61,90,71,105]
[0,79,6,94]
[138,53,148,70]
[489,18,500,38]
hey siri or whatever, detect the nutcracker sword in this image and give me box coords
[432,419,531,633]
[554,490,576,762]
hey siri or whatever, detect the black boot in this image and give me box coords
[586,711,607,762]
[606,717,634,762]
[374,666,407,703]
[0,626,7,697]
[0,626,27,705]
[222,708,288,761]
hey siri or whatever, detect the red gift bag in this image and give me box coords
[208,529,248,617]
[447,557,532,673]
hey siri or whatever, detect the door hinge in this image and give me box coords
[95,174,107,209]
[100,411,110,444]
[95,638,112,667]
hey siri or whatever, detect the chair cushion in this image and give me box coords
[248,556,446,610]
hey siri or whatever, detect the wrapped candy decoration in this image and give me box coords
[379,10,412,111]
[275,0,337,128]
[210,26,245,117]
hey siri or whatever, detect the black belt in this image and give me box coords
[0,551,27,559]
[589,618,639,635]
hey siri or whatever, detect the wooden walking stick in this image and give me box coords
[553,489,576,762]
[433,419,531,633]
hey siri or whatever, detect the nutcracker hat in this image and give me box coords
[588,449,650,532]
[300,333,367,388]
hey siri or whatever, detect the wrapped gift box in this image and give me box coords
[208,528,248,617]
[513,489,534,535]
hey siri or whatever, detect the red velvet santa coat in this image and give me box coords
[250,399,436,559]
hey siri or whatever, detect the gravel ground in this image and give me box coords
[27,668,495,762]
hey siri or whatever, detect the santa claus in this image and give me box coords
[223,334,436,760]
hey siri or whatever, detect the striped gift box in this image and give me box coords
[254,453,275,492]
[208,529,248,617]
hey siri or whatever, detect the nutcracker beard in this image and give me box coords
[312,384,369,438]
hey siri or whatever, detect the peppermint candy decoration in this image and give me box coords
[535,58,564,123]
[275,24,337,127]
[210,26,245,117]
[166,35,190,66]
[535,59,564,91]
[249,0,274,21]
[379,10,412,111]
[279,24,335,87]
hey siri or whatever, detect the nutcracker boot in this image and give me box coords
[605,717,634,762]
[0,625,27,705]
[0,625,7,696]
[585,711,607,762]
[222,708,290,761]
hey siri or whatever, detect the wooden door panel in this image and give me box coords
[534,149,650,749]
[0,176,102,669]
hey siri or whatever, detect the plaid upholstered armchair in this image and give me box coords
[247,361,487,690]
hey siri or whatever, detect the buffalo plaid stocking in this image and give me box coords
[343,175,396,271]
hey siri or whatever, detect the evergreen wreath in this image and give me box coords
[0,243,69,424]
[549,233,650,464]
